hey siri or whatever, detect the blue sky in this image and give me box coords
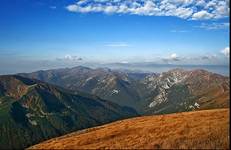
[0,0,230,74]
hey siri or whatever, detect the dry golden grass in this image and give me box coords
[29,109,229,149]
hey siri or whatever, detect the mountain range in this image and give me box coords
[20,66,230,114]
[0,75,137,149]
[0,66,229,149]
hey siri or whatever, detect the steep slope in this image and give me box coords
[0,75,138,149]
[142,69,229,114]
[19,67,230,114]
[29,109,229,149]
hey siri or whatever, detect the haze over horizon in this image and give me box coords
[0,0,230,74]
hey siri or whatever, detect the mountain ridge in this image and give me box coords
[0,75,138,149]
[19,66,230,114]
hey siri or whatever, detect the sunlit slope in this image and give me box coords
[29,108,229,149]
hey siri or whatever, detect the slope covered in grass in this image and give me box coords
[29,108,229,149]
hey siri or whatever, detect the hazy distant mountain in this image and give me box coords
[19,66,230,114]
[0,75,137,149]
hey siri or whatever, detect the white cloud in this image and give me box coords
[191,10,214,20]
[120,61,129,64]
[196,0,206,6]
[174,7,193,19]
[200,54,218,60]
[170,53,177,59]
[170,53,180,61]
[64,54,73,60]
[170,30,189,33]
[66,4,78,12]
[104,42,130,47]
[221,47,230,57]
[57,54,83,61]
[162,53,181,63]
[158,52,228,65]
[65,0,229,20]
[196,22,230,30]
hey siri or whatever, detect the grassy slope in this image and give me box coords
[29,108,229,149]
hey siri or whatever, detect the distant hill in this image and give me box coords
[0,75,138,149]
[29,109,229,149]
[19,66,230,114]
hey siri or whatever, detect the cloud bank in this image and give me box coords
[159,47,229,65]
[66,0,229,20]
